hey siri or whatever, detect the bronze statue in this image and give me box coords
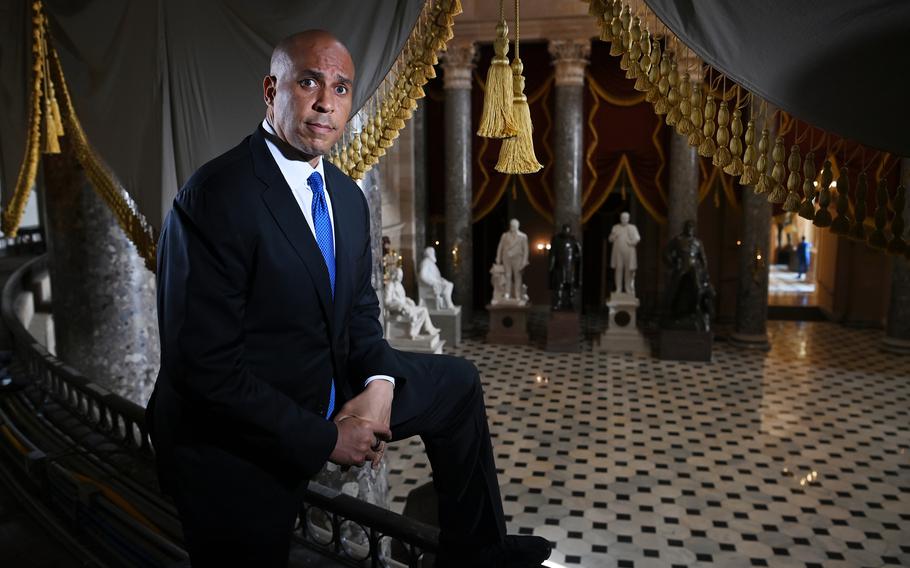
[548,224,582,311]
[662,220,715,331]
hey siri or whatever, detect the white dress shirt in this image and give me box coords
[262,119,393,389]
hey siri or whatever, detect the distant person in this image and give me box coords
[796,236,812,279]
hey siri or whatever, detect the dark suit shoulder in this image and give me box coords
[178,136,260,203]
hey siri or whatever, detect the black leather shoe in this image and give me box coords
[435,535,552,567]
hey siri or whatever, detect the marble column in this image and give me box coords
[549,39,590,239]
[883,158,910,354]
[42,135,160,405]
[442,43,475,323]
[667,133,700,238]
[731,113,776,350]
[413,99,428,258]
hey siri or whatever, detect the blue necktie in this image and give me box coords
[309,171,336,419]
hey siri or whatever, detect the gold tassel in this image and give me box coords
[608,1,623,53]
[754,129,771,194]
[712,100,731,167]
[849,172,869,241]
[633,30,652,91]
[43,96,61,154]
[625,17,642,79]
[887,185,907,255]
[665,61,682,126]
[698,95,716,157]
[829,167,850,233]
[675,74,692,135]
[812,160,836,227]
[767,137,787,203]
[477,17,518,138]
[797,151,817,220]
[496,57,542,174]
[653,53,672,113]
[644,41,663,103]
[687,80,704,147]
[740,119,757,184]
[724,109,744,176]
[868,178,889,249]
[588,0,607,17]
[782,145,802,211]
[618,6,632,70]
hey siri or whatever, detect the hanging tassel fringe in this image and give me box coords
[477,19,517,138]
[496,57,542,174]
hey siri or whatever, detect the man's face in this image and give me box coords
[265,34,354,162]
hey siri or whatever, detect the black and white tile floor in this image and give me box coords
[385,319,910,567]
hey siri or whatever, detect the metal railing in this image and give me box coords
[0,254,440,567]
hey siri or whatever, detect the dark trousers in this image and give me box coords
[169,354,505,567]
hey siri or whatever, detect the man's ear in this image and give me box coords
[263,75,277,105]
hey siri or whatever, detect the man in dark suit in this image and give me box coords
[146,30,551,567]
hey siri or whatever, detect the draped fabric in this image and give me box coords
[643,0,910,157]
[0,0,424,228]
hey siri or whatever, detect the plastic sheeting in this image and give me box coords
[0,0,424,227]
[644,0,910,157]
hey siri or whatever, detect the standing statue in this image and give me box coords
[381,235,400,285]
[384,267,440,339]
[494,219,529,304]
[662,220,715,332]
[608,212,641,296]
[418,246,455,310]
[548,224,582,311]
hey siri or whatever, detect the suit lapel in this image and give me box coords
[324,164,352,330]
[251,127,335,335]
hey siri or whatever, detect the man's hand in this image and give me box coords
[329,415,391,468]
[332,380,394,469]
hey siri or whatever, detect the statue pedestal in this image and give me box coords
[384,313,445,354]
[596,293,649,355]
[658,329,712,361]
[546,311,581,352]
[486,303,530,345]
[427,306,462,347]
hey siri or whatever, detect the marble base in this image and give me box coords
[546,311,581,352]
[597,293,649,355]
[388,333,445,354]
[881,335,910,355]
[729,331,771,351]
[427,306,461,347]
[659,329,713,361]
[486,304,530,345]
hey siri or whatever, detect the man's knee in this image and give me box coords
[441,356,482,402]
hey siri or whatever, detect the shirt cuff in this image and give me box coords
[364,375,395,388]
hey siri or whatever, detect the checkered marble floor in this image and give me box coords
[385,318,910,567]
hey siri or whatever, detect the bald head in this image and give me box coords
[263,30,355,165]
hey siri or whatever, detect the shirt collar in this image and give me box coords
[261,118,325,192]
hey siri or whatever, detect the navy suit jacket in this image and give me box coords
[147,126,425,492]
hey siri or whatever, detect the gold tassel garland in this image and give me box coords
[887,185,907,255]
[829,168,851,234]
[698,95,716,157]
[782,145,802,211]
[633,30,652,91]
[754,128,771,194]
[675,74,693,135]
[740,119,757,184]
[849,173,869,241]
[644,42,663,103]
[686,80,704,147]
[767,137,788,203]
[477,15,518,138]
[797,151,817,220]
[813,161,835,227]
[653,53,672,114]
[626,17,642,79]
[712,100,731,167]
[868,179,889,250]
[665,60,682,126]
[723,108,743,176]
[618,6,632,69]
[608,1,623,52]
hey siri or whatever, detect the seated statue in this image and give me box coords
[384,267,440,339]
[662,220,716,332]
[418,246,455,310]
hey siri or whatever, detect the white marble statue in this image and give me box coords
[418,247,455,310]
[494,219,530,304]
[609,212,641,295]
[384,267,439,339]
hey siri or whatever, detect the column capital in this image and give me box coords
[441,43,476,90]
[548,39,590,87]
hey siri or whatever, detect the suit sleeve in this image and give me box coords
[345,190,406,393]
[157,186,337,478]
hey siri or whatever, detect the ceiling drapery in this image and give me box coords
[0,0,428,234]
